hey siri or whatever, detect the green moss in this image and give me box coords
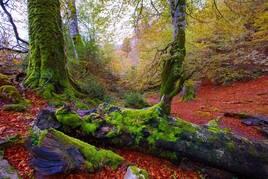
[0,73,11,86]
[75,100,89,110]
[106,131,117,138]
[50,129,124,170]
[81,123,99,135]
[37,130,48,146]
[226,141,235,151]
[0,85,22,103]
[6,166,15,174]
[55,107,82,128]
[129,166,149,179]
[122,103,162,121]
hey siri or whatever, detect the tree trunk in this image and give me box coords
[66,0,81,60]
[159,0,186,114]
[36,104,268,178]
[25,0,68,98]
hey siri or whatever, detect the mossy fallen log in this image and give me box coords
[36,103,268,178]
[31,128,124,175]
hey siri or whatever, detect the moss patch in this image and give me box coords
[0,85,22,103]
[2,101,29,112]
[128,166,149,179]
[0,73,11,86]
[55,107,82,128]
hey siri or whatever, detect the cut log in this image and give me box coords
[36,104,268,178]
[31,129,124,175]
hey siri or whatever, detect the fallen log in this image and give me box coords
[36,103,268,178]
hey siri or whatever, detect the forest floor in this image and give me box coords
[0,75,267,178]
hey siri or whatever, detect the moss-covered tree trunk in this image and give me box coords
[160,0,186,115]
[25,0,68,98]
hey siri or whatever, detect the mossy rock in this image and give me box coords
[0,73,11,86]
[0,85,22,103]
[124,166,149,179]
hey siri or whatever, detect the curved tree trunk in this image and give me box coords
[159,0,187,115]
[36,104,268,178]
[25,0,68,98]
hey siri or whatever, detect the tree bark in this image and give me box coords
[36,104,268,178]
[159,0,186,114]
[25,0,68,98]
[66,0,81,60]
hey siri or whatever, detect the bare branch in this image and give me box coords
[0,46,28,53]
[0,0,28,46]
[150,0,161,16]
[213,0,225,19]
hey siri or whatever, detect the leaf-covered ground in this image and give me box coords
[1,75,267,178]
[148,75,268,140]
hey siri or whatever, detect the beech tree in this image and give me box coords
[25,0,68,98]
[159,0,187,114]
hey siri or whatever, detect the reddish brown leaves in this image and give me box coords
[148,75,268,140]
[4,144,34,178]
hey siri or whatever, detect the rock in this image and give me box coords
[0,158,19,179]
[124,166,148,179]
[36,108,61,130]
[0,85,22,103]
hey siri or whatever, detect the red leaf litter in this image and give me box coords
[1,76,268,178]
[148,75,268,140]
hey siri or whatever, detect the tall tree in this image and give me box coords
[25,0,68,98]
[66,0,81,60]
[159,0,186,114]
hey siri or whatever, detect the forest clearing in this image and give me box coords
[0,0,267,178]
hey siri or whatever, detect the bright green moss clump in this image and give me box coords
[128,166,149,179]
[55,107,82,128]
[51,129,124,170]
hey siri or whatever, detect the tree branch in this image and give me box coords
[0,0,28,46]
[0,46,28,53]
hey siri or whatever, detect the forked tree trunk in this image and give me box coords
[25,0,68,98]
[160,0,187,114]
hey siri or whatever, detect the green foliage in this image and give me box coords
[124,92,149,109]
[185,0,267,85]
[78,76,105,100]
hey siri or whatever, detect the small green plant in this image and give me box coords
[124,92,149,109]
